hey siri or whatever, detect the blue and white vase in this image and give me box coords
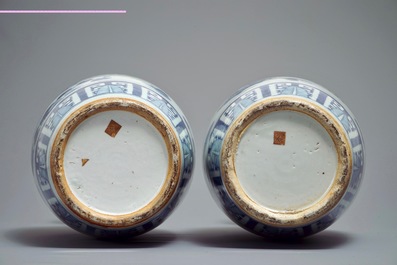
[204,77,364,238]
[32,75,194,238]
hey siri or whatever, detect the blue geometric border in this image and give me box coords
[32,75,194,237]
[204,77,364,237]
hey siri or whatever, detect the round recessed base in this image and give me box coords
[221,96,352,227]
[235,110,338,212]
[51,98,181,228]
[63,110,169,216]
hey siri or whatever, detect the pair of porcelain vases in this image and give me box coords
[32,75,364,239]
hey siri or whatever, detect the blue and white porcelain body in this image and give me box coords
[204,77,364,238]
[32,74,194,238]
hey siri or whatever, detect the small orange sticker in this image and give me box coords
[273,131,286,145]
[105,119,122,138]
[81,158,89,166]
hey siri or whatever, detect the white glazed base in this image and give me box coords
[63,110,169,215]
[32,75,194,237]
[221,97,352,227]
[50,97,182,228]
[235,110,337,212]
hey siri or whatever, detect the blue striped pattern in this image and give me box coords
[204,77,364,238]
[32,75,194,238]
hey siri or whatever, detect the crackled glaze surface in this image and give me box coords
[204,77,364,238]
[32,75,194,238]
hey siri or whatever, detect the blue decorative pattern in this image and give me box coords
[32,75,194,238]
[204,77,364,238]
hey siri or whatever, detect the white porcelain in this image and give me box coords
[32,75,194,238]
[204,77,364,238]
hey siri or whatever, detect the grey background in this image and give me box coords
[0,0,396,264]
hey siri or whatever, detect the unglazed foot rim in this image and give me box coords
[50,97,181,228]
[221,96,352,227]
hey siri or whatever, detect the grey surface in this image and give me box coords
[0,0,396,264]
